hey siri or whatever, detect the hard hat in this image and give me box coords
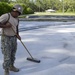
[13,4,23,15]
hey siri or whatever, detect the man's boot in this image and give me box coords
[9,65,19,72]
[4,69,9,75]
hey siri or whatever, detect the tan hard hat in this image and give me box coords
[13,4,23,15]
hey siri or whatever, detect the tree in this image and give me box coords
[35,0,61,12]
[59,0,75,12]
[0,0,9,2]
[8,0,75,13]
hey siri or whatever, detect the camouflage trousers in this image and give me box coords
[1,35,17,69]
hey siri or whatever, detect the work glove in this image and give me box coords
[16,34,21,40]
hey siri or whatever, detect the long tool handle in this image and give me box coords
[20,40,33,59]
[11,27,34,59]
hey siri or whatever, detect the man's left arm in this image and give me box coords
[16,25,21,40]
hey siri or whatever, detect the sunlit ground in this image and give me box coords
[32,12,75,16]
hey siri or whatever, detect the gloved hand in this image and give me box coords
[5,22,12,28]
[16,34,21,40]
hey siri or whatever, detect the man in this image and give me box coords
[0,4,23,75]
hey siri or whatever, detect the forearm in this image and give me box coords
[0,22,11,28]
[16,25,19,35]
[0,23,7,28]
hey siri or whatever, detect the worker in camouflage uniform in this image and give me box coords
[0,4,23,75]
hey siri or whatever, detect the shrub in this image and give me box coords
[21,4,28,14]
[26,7,34,14]
[0,3,34,16]
[22,4,34,14]
[0,2,12,16]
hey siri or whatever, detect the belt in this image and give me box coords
[2,35,16,37]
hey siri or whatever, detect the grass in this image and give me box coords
[32,12,75,16]
[19,12,75,18]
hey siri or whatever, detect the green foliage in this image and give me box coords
[0,0,9,2]
[0,2,12,16]
[35,0,75,12]
[0,2,34,15]
[35,0,60,12]
[1,0,75,15]
[26,7,34,14]
[22,4,34,14]
[21,4,28,14]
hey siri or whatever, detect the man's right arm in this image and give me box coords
[0,22,12,28]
